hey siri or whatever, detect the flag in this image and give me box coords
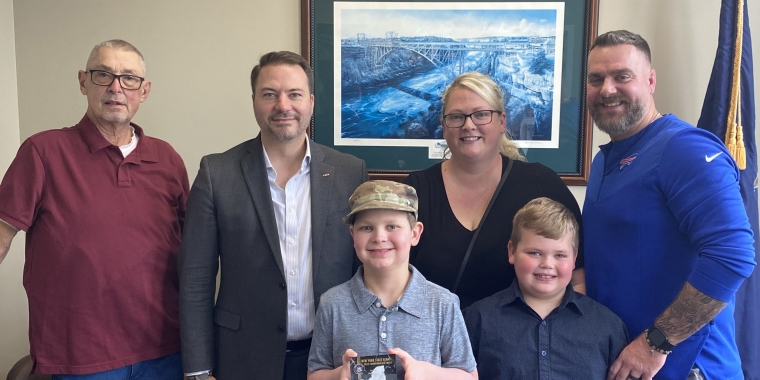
[696,0,759,378]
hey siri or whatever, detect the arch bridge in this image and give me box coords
[357,39,521,76]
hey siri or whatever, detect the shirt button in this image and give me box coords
[291,303,296,307]
[290,270,296,275]
[541,321,546,326]
[541,351,547,357]
[381,316,387,322]
[288,207,293,212]
[381,333,387,339]
[288,238,295,244]
[375,302,381,307]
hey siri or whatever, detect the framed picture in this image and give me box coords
[302,0,598,185]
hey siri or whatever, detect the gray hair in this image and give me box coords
[86,39,146,73]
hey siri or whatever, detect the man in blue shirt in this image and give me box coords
[583,30,755,380]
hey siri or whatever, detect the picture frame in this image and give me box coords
[302,0,598,185]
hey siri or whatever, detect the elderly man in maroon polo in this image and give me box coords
[0,39,188,379]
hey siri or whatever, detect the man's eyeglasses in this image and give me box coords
[443,110,501,128]
[86,70,145,90]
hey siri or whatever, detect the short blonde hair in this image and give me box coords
[511,197,579,252]
[440,72,525,162]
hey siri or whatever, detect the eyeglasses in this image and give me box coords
[443,110,501,128]
[86,70,145,90]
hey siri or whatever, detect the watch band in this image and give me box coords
[186,372,211,380]
[644,328,675,355]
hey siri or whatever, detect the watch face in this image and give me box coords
[648,327,668,346]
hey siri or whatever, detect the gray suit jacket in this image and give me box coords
[178,135,368,379]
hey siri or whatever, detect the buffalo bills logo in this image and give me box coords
[619,153,638,170]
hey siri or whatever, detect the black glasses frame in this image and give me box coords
[86,70,145,90]
[442,110,502,128]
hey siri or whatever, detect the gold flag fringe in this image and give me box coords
[727,0,747,169]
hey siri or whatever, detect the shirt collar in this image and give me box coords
[262,137,312,178]
[76,114,158,163]
[349,264,427,319]
[600,113,672,155]
[500,279,585,316]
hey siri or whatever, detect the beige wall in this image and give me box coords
[13,0,300,176]
[1,0,27,375]
[2,0,759,375]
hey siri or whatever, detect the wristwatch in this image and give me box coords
[186,372,211,380]
[645,326,676,354]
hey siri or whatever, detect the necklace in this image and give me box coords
[647,112,662,126]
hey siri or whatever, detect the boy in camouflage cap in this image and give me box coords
[307,180,478,380]
[341,180,418,224]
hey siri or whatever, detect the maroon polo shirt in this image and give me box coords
[0,115,189,375]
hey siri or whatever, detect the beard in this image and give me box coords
[259,112,310,142]
[590,95,646,138]
[98,96,130,123]
[100,111,129,124]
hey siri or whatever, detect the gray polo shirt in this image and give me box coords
[308,265,476,378]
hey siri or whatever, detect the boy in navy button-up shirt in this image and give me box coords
[464,198,627,380]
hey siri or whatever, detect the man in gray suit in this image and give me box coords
[179,51,368,380]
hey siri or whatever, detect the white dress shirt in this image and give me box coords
[262,141,314,341]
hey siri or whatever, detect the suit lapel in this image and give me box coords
[241,136,285,275]
[310,143,334,279]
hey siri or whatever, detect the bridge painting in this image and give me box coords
[333,2,565,154]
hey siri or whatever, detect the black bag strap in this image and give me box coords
[451,159,514,294]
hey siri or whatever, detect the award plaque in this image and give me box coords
[350,354,397,380]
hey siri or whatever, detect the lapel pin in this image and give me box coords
[323,173,330,177]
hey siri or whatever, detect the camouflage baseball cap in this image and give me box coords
[342,180,419,224]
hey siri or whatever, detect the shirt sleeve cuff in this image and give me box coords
[689,253,754,302]
[0,218,19,232]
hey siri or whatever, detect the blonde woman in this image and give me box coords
[404,72,584,308]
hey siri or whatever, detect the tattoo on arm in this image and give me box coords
[654,282,726,344]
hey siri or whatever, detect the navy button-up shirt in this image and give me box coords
[464,280,628,380]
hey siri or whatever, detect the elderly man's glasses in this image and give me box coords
[87,70,145,90]
[443,110,501,128]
